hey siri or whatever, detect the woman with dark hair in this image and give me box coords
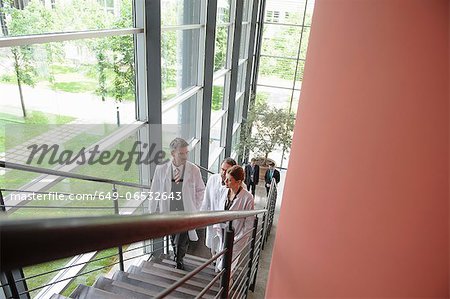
[214,165,254,272]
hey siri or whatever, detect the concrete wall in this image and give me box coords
[266,0,450,297]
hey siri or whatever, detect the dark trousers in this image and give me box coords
[171,231,189,263]
[247,182,256,196]
[265,186,270,196]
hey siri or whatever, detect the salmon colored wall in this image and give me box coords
[266,0,449,297]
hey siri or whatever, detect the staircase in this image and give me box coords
[50,253,227,299]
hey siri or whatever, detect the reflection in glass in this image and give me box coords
[239,24,249,60]
[217,0,231,24]
[161,0,202,26]
[162,29,201,101]
[162,93,199,143]
[209,115,225,158]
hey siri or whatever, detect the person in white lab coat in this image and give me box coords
[201,157,237,256]
[214,165,255,272]
[149,137,205,269]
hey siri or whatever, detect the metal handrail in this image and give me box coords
[194,162,215,175]
[0,209,266,271]
[154,250,227,299]
[0,160,152,190]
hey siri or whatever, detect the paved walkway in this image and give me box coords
[0,83,136,123]
[1,119,97,170]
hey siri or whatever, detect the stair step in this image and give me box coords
[159,258,217,275]
[143,260,216,282]
[160,254,216,271]
[113,270,215,299]
[184,254,210,263]
[128,265,220,292]
[93,276,164,299]
[70,284,125,299]
[50,294,69,299]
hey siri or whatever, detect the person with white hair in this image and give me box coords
[149,137,205,270]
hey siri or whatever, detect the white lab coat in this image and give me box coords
[214,186,255,271]
[201,174,228,250]
[149,160,205,241]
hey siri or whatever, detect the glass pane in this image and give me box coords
[162,29,201,101]
[217,0,231,24]
[231,125,241,156]
[161,0,202,26]
[294,60,306,90]
[305,0,316,26]
[261,24,302,58]
[209,154,220,173]
[214,25,230,71]
[242,0,250,22]
[237,62,247,93]
[239,24,249,60]
[0,0,133,37]
[258,57,296,88]
[209,115,225,158]
[162,93,200,142]
[0,37,136,125]
[256,86,293,110]
[300,26,311,60]
[290,90,301,116]
[265,0,307,25]
[234,94,244,124]
[211,73,228,123]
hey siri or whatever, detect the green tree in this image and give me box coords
[109,0,134,102]
[239,96,295,163]
[1,0,57,117]
[55,0,112,101]
[214,26,228,71]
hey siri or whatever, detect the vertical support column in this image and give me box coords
[145,0,162,126]
[224,0,244,157]
[220,221,235,299]
[144,0,164,255]
[250,0,267,95]
[242,0,261,122]
[239,0,262,164]
[245,216,259,296]
[112,185,125,272]
[200,0,219,175]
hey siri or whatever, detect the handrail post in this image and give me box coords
[245,216,258,296]
[0,190,30,299]
[220,221,235,299]
[0,189,5,212]
[112,185,125,272]
[261,211,267,250]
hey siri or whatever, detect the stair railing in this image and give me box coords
[0,160,278,298]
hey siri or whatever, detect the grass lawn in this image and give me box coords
[23,258,71,298]
[0,111,76,191]
[0,63,135,101]
[61,248,120,297]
